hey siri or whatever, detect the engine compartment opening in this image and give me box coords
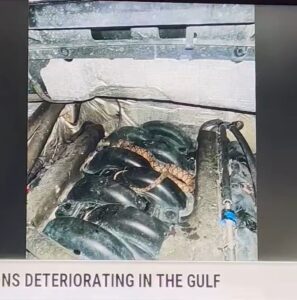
[27,98,257,261]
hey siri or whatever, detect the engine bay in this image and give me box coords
[27,1,256,261]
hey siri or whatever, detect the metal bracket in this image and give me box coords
[28,1,255,61]
[185,25,254,50]
[29,25,255,61]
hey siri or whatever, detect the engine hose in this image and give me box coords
[219,124,232,202]
[219,123,236,261]
[227,121,257,197]
[221,201,237,261]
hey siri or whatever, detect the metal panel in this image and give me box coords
[29,2,254,30]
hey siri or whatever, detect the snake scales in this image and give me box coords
[112,140,195,193]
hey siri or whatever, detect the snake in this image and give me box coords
[112,140,195,193]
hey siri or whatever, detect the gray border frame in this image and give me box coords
[256,5,297,260]
[0,0,27,258]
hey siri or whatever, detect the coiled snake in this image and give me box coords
[112,140,195,193]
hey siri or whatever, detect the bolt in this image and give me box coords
[60,47,70,57]
[165,210,176,220]
[234,46,247,58]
